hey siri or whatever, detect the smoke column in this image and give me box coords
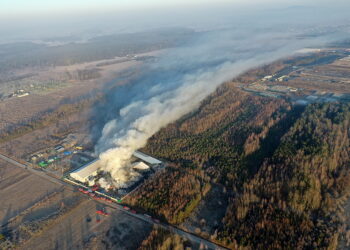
[94,5,350,187]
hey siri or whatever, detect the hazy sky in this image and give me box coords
[0,0,349,43]
[2,0,348,20]
[3,0,332,17]
[2,0,234,15]
[2,0,348,14]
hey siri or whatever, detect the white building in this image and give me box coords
[132,161,150,171]
[70,159,100,183]
[69,151,161,185]
[132,151,162,165]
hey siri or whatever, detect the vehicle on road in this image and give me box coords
[78,188,89,194]
[96,210,109,216]
[91,185,99,191]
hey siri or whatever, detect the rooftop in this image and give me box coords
[132,161,150,170]
[133,151,162,165]
[70,159,100,179]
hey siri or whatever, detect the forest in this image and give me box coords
[128,82,350,249]
[218,102,350,249]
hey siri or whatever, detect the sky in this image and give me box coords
[0,0,349,42]
[1,0,234,16]
[0,0,255,41]
[1,0,348,16]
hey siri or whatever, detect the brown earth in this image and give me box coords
[20,201,153,250]
[0,159,61,227]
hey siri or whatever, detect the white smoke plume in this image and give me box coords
[94,4,350,187]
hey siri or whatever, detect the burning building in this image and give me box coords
[69,151,162,188]
[69,159,100,185]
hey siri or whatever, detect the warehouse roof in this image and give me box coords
[132,161,150,170]
[70,159,100,181]
[133,151,162,165]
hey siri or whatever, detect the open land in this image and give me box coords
[0,50,163,134]
[19,201,153,250]
[0,160,61,226]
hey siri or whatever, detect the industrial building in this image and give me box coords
[69,151,162,185]
[70,159,100,184]
[132,161,150,171]
[132,151,162,165]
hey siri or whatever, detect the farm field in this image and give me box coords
[20,200,153,250]
[0,159,61,231]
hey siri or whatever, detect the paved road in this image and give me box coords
[0,153,228,250]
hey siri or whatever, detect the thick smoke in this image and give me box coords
[94,5,350,187]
